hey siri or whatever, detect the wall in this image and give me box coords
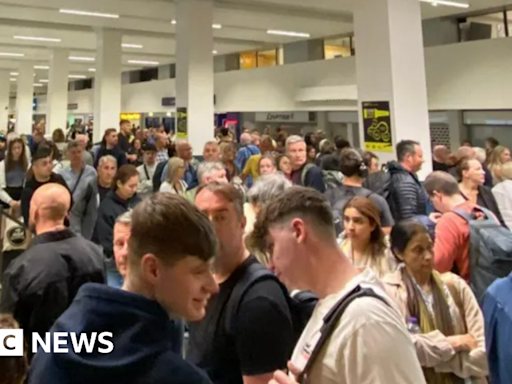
[422,18,459,47]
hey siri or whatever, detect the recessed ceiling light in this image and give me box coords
[88,68,96,72]
[69,56,95,62]
[68,75,87,79]
[213,50,218,54]
[171,19,177,25]
[10,78,16,82]
[212,24,222,29]
[420,0,469,7]
[122,43,143,49]
[39,79,49,83]
[0,52,24,57]
[59,9,120,18]
[34,65,50,69]
[34,83,44,87]
[128,60,159,65]
[10,72,18,76]
[14,36,61,43]
[267,30,310,38]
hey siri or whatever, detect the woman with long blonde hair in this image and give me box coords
[487,145,511,185]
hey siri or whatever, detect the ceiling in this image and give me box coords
[0,0,510,92]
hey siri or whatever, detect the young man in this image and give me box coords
[28,193,218,384]
[1,184,104,358]
[94,128,126,169]
[286,135,325,193]
[326,148,394,235]
[21,146,70,225]
[252,187,426,384]
[136,143,158,199]
[387,140,427,221]
[118,119,137,163]
[97,155,117,203]
[190,183,295,384]
[61,140,98,240]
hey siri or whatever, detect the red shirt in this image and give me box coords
[434,201,475,281]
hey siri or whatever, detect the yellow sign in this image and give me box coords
[120,113,141,120]
[362,101,393,153]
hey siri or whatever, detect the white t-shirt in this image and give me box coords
[291,269,426,384]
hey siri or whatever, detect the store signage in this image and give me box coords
[67,103,78,110]
[120,113,141,120]
[362,101,393,153]
[255,111,316,123]
[162,97,176,107]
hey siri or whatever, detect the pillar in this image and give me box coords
[93,29,122,143]
[0,70,9,130]
[354,0,432,178]
[176,0,214,156]
[47,49,70,135]
[15,62,34,135]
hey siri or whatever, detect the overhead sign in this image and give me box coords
[162,97,176,107]
[362,101,393,153]
[120,113,141,120]
[255,111,316,123]
[67,103,78,111]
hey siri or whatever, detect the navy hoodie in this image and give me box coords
[28,283,212,384]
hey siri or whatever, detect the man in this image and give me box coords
[387,140,427,221]
[236,133,260,178]
[60,141,98,240]
[1,183,104,357]
[76,133,94,167]
[203,141,221,162]
[189,182,295,384]
[424,171,488,282]
[326,149,394,235]
[21,146,70,226]
[334,136,351,155]
[94,128,126,169]
[28,127,46,156]
[118,119,137,163]
[28,193,217,384]
[286,135,325,193]
[137,143,158,199]
[251,187,425,384]
[432,145,450,172]
[97,155,117,203]
[185,162,228,202]
[177,140,199,188]
[482,272,512,384]
[155,132,170,164]
[251,130,262,147]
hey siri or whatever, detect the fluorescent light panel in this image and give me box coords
[68,75,87,79]
[171,19,177,25]
[59,9,119,18]
[128,60,159,65]
[212,24,222,29]
[122,43,143,49]
[0,52,24,57]
[34,84,43,87]
[10,72,18,76]
[267,30,310,38]
[34,65,50,69]
[213,50,218,54]
[39,79,49,83]
[10,78,16,81]
[88,68,96,72]
[69,56,95,62]
[14,35,61,42]
[420,0,469,7]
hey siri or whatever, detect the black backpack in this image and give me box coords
[363,169,391,200]
[225,262,318,343]
[152,161,168,192]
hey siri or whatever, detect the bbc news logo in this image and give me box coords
[1,330,114,356]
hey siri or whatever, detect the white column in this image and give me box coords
[15,62,34,135]
[93,29,122,143]
[354,0,432,178]
[47,49,70,135]
[0,70,9,130]
[176,0,214,156]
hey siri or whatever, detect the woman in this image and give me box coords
[457,157,506,226]
[220,142,239,182]
[0,138,28,210]
[96,165,141,287]
[339,197,395,278]
[383,220,488,384]
[492,161,512,230]
[52,129,67,154]
[306,145,317,164]
[276,154,292,180]
[487,145,511,185]
[128,138,144,167]
[160,157,187,196]
[258,155,277,177]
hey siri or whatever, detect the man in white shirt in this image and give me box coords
[136,143,157,199]
[251,187,426,384]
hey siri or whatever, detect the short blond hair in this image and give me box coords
[166,157,185,183]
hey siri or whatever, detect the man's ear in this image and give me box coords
[291,218,306,244]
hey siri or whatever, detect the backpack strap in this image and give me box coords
[296,286,389,384]
[224,262,276,335]
[453,207,494,223]
[301,163,316,186]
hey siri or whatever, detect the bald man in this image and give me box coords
[0,183,104,358]
[432,145,450,172]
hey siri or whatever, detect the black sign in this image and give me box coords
[362,101,393,153]
[67,103,78,110]
[162,97,176,107]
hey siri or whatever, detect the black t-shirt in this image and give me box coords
[187,255,294,384]
[98,184,111,203]
[118,132,131,153]
[433,160,449,172]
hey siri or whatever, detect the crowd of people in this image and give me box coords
[0,121,511,384]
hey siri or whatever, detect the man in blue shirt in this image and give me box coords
[236,133,260,185]
[482,272,512,384]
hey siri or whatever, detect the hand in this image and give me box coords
[447,334,477,352]
[9,200,19,208]
[127,154,137,162]
[269,371,297,384]
[429,212,442,224]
